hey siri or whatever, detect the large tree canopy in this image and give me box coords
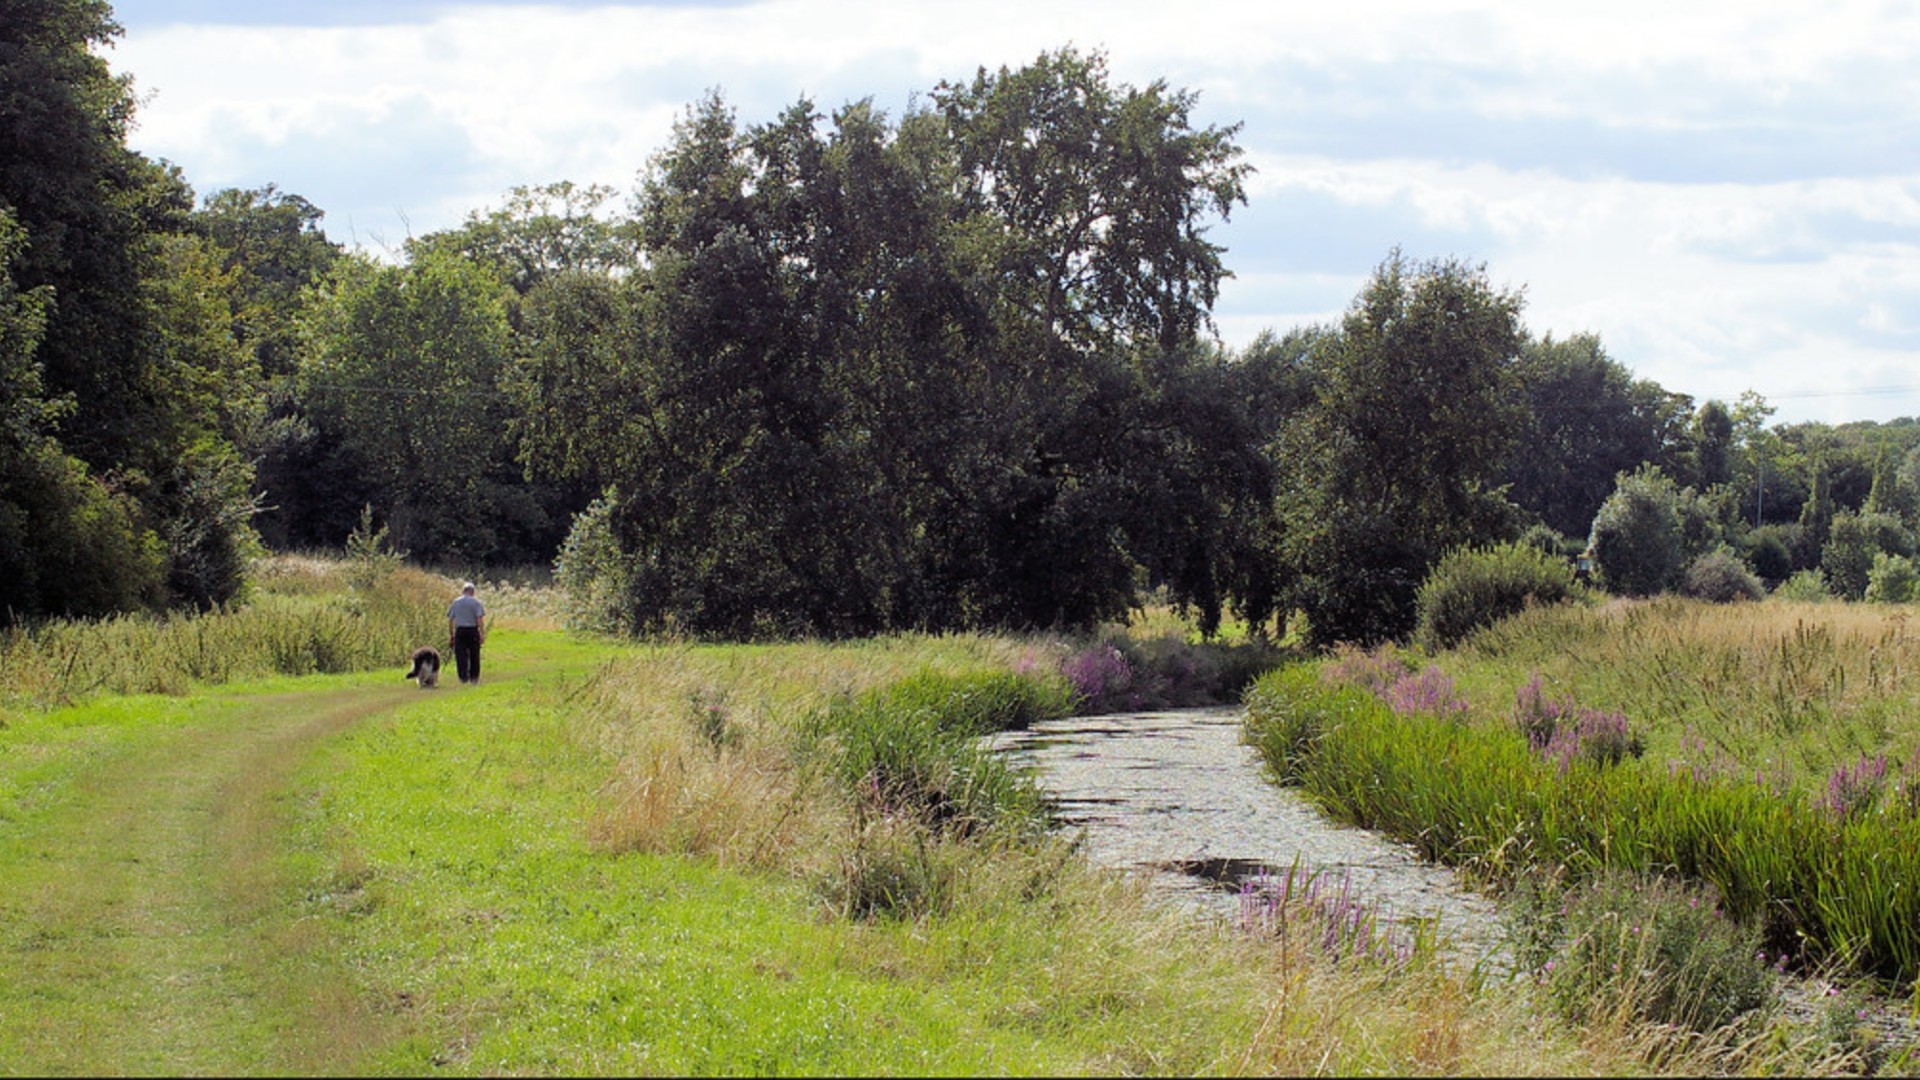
[1274,252,1527,645]
[517,50,1259,637]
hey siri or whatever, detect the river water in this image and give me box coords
[988,707,1509,966]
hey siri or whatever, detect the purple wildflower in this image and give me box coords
[1820,754,1890,821]
[1386,667,1470,720]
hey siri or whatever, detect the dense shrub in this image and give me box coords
[1742,528,1793,585]
[1680,548,1764,603]
[553,490,634,634]
[1517,522,1575,558]
[806,672,1068,839]
[1773,569,1833,603]
[1413,541,1580,651]
[1060,631,1282,713]
[1865,553,1919,604]
[1588,466,1685,597]
[1822,510,1909,600]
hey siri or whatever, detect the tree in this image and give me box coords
[1589,466,1685,597]
[0,0,192,473]
[408,181,636,297]
[931,47,1250,356]
[1273,252,1526,645]
[0,0,259,616]
[1503,333,1692,538]
[1689,399,1735,489]
[298,249,523,562]
[1822,510,1902,601]
[195,185,340,378]
[0,206,166,622]
[522,54,1260,637]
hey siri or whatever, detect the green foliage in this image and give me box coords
[551,489,634,634]
[1680,547,1764,604]
[524,53,1263,639]
[1244,646,1920,984]
[1274,252,1527,645]
[1413,541,1581,651]
[193,184,341,379]
[1510,872,1773,1034]
[1241,663,1385,785]
[343,504,405,592]
[0,443,166,623]
[1588,465,1685,597]
[806,672,1066,840]
[0,558,447,708]
[1820,509,1902,600]
[298,249,536,563]
[1689,400,1736,490]
[1864,551,1918,604]
[1502,334,1693,540]
[406,180,636,297]
[1742,526,1794,584]
[1774,568,1834,602]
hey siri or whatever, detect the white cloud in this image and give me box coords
[113,0,1920,423]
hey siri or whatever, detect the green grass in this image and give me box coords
[1245,599,1920,988]
[4,575,1824,1075]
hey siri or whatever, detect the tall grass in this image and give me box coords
[1245,602,1920,984]
[0,555,448,712]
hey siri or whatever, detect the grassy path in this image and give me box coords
[1,683,412,1073]
[0,635,592,1075]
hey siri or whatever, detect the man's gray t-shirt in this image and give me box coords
[448,595,486,627]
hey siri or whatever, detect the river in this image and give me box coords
[988,706,1509,967]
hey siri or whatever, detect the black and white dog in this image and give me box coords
[406,646,441,689]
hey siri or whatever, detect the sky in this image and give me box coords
[109,0,1920,425]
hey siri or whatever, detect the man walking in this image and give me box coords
[448,581,487,685]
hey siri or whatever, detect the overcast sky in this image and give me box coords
[111,0,1920,425]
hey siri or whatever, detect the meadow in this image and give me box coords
[0,557,1883,1074]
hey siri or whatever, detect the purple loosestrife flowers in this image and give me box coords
[1821,754,1890,820]
[1512,672,1643,770]
[1385,666,1470,721]
[1061,644,1133,712]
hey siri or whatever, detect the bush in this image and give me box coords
[807,672,1064,838]
[1060,631,1283,714]
[553,490,634,634]
[1865,552,1919,604]
[1742,528,1794,585]
[1773,568,1833,603]
[1414,541,1580,651]
[1822,510,1908,601]
[1589,466,1685,597]
[1518,522,1574,558]
[1680,548,1764,603]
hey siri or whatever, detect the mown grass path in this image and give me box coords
[0,632,602,1076]
[0,679,425,1074]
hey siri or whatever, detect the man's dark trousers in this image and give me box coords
[453,626,482,683]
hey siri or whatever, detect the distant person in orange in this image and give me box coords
[447,581,487,685]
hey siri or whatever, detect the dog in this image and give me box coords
[406,646,441,689]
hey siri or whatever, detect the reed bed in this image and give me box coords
[0,555,448,712]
